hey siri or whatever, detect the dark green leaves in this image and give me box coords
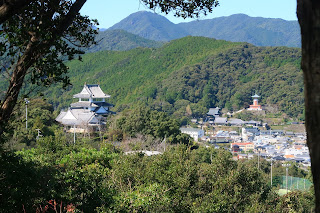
[141,0,219,19]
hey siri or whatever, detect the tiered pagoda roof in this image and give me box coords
[73,84,110,99]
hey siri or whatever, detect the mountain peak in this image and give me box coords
[108,12,300,47]
[109,11,188,41]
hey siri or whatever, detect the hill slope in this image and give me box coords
[178,14,300,47]
[45,37,303,119]
[109,11,300,47]
[87,29,164,52]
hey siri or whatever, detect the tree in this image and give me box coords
[0,0,96,140]
[297,1,320,211]
[0,0,34,23]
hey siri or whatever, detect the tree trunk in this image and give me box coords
[297,0,320,211]
[0,41,37,140]
[0,0,87,141]
[0,0,33,24]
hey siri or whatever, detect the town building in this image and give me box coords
[213,117,228,125]
[180,127,204,141]
[56,84,113,132]
[228,118,245,126]
[231,142,254,152]
[207,107,221,117]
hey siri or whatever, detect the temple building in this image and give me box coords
[56,84,113,132]
[247,93,262,111]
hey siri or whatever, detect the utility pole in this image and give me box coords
[270,160,273,187]
[257,151,260,170]
[286,166,288,193]
[73,124,76,144]
[283,163,291,193]
[24,98,29,130]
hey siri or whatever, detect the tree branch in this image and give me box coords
[0,0,88,138]
[0,0,34,24]
[54,0,87,37]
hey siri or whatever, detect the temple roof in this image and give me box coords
[70,101,114,108]
[73,84,110,99]
[55,108,103,126]
[70,101,99,108]
[252,93,260,98]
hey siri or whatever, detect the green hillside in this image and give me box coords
[33,37,303,119]
[87,29,164,52]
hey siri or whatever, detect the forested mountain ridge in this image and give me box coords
[109,11,188,41]
[43,36,303,119]
[109,11,300,47]
[178,14,300,47]
[87,29,164,52]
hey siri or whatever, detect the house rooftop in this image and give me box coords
[213,117,227,124]
[180,127,203,132]
[207,107,220,116]
[228,118,245,125]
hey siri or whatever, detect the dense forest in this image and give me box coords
[1,129,315,212]
[24,36,304,120]
[87,29,164,52]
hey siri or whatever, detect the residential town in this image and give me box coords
[180,94,309,166]
[55,86,309,167]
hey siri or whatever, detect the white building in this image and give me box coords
[180,127,204,141]
[56,84,113,132]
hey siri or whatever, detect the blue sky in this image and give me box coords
[80,0,297,29]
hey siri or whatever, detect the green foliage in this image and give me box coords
[13,141,120,212]
[87,29,164,52]
[235,110,262,121]
[1,140,315,212]
[178,14,300,47]
[3,98,58,149]
[141,0,218,19]
[0,151,55,212]
[109,183,171,212]
[110,106,186,144]
[22,37,303,120]
[0,0,98,88]
[274,190,315,212]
